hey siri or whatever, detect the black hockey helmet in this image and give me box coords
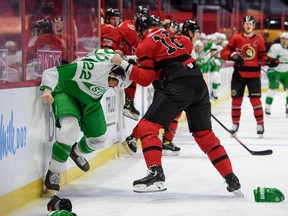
[105,8,121,23]
[151,15,162,27]
[181,19,200,36]
[135,6,149,15]
[242,15,256,25]
[33,19,53,34]
[135,14,153,39]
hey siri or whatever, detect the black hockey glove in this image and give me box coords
[128,58,137,65]
[47,195,72,212]
[230,52,244,64]
[266,57,280,67]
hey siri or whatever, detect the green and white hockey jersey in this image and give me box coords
[268,43,288,73]
[40,49,118,103]
[207,56,222,73]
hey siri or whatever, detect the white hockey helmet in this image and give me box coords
[281,32,288,39]
[109,65,132,89]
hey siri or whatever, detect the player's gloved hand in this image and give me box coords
[253,187,285,202]
[230,52,244,64]
[128,58,137,65]
[47,195,73,212]
[266,57,280,67]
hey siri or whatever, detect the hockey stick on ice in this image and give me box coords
[211,114,273,156]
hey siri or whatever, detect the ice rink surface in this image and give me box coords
[9,92,288,216]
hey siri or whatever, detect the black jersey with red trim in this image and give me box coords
[221,33,267,78]
[130,27,195,86]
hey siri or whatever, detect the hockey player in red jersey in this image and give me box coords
[100,8,122,51]
[118,6,149,121]
[220,15,279,138]
[111,14,242,195]
[122,15,191,156]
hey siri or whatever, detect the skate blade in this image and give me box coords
[43,187,58,197]
[231,189,244,197]
[133,181,167,193]
[121,142,136,155]
[258,134,264,139]
[162,150,180,156]
[123,110,140,121]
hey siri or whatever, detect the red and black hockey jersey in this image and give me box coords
[221,33,267,78]
[130,27,196,86]
[118,19,140,55]
[100,23,121,50]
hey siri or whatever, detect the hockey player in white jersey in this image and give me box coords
[40,49,131,192]
[265,32,288,117]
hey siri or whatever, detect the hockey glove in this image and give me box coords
[128,58,137,65]
[253,187,285,202]
[266,57,280,67]
[230,52,244,64]
[47,195,73,212]
[48,210,77,216]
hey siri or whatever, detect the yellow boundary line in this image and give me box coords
[1,144,125,216]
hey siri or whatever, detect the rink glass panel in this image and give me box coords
[0,0,100,89]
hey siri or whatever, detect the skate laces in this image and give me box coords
[76,156,88,166]
[49,173,60,184]
[257,124,264,130]
[127,136,137,146]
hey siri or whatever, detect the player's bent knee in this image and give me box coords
[137,118,162,139]
[57,116,80,145]
[86,134,107,151]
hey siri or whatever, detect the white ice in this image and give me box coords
[9,92,288,216]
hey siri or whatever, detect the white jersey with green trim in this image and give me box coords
[40,49,116,100]
[268,43,288,72]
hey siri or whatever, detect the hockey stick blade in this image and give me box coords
[211,114,273,156]
[231,135,273,155]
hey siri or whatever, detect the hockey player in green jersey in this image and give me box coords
[265,32,288,117]
[207,44,222,101]
[40,49,131,191]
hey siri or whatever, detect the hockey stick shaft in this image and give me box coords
[211,114,273,156]
[192,2,197,20]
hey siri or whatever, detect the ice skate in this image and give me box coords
[162,138,180,156]
[229,124,239,136]
[210,91,218,102]
[45,170,60,192]
[257,124,264,139]
[265,108,271,116]
[133,165,167,193]
[122,135,138,155]
[123,96,140,121]
[224,173,243,197]
[70,144,90,172]
[286,105,288,118]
